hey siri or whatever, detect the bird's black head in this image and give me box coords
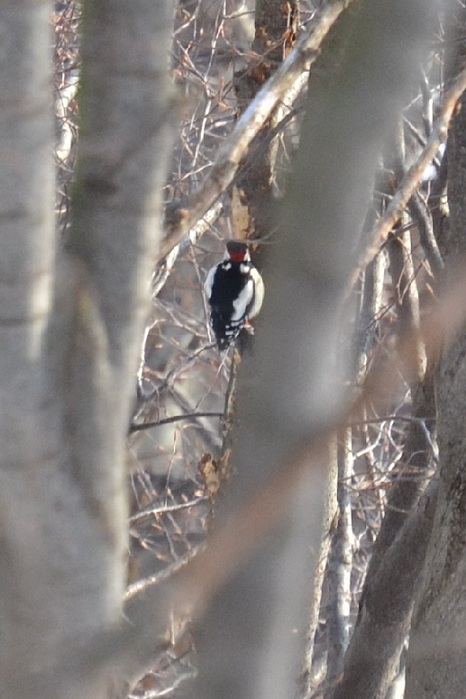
[226,240,249,263]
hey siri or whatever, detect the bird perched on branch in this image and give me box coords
[204,241,265,351]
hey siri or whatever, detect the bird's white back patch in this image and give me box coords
[232,278,254,321]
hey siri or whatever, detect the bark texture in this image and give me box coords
[405,18,466,695]
[332,483,438,699]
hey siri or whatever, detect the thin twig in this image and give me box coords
[408,191,444,276]
[129,496,209,524]
[129,412,223,434]
[124,543,206,602]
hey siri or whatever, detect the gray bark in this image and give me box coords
[298,440,338,698]
[332,482,438,699]
[404,20,466,694]
[313,224,436,698]
[191,3,437,699]
[0,2,175,698]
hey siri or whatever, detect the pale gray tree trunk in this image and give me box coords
[192,3,437,699]
[0,2,175,698]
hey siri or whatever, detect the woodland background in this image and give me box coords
[3,1,466,698]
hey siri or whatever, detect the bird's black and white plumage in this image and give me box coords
[204,241,265,351]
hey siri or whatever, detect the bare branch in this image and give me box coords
[124,543,206,601]
[152,201,223,298]
[408,191,444,277]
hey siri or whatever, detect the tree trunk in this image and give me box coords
[0,2,175,698]
[191,3,436,699]
[332,482,437,699]
[404,15,466,694]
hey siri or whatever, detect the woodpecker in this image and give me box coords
[204,241,265,351]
